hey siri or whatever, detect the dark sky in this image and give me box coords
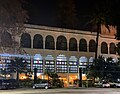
[25,0,58,26]
[24,0,119,30]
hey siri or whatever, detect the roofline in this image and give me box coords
[24,24,97,36]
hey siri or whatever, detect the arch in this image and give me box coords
[45,35,55,50]
[79,56,88,68]
[20,33,31,48]
[1,32,12,47]
[79,56,88,63]
[89,39,96,52]
[45,55,54,60]
[79,38,87,52]
[89,57,94,65]
[69,38,77,51]
[89,57,94,63]
[109,43,116,54]
[69,56,77,62]
[56,35,67,51]
[34,54,43,60]
[33,34,43,49]
[101,42,108,54]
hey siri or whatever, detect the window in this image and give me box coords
[101,42,108,54]
[45,60,55,72]
[69,38,77,51]
[56,35,67,51]
[33,60,43,73]
[56,61,68,73]
[33,34,43,49]
[21,33,31,48]
[89,39,96,52]
[45,35,55,50]
[69,61,78,73]
[79,39,87,52]
[110,43,116,54]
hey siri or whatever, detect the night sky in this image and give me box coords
[25,0,59,26]
[24,0,91,25]
[24,0,120,30]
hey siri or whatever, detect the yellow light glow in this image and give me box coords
[82,74,87,80]
[22,76,27,79]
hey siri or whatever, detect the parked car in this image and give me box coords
[109,82,116,88]
[115,82,120,88]
[102,81,110,88]
[33,80,52,89]
[94,82,102,87]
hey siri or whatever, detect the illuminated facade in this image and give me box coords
[0,24,119,87]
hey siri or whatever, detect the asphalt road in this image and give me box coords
[0,88,120,94]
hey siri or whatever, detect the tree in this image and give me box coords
[0,0,28,53]
[0,68,7,78]
[8,57,29,80]
[116,42,120,55]
[44,69,64,87]
[88,56,120,82]
[87,56,105,81]
[86,0,113,59]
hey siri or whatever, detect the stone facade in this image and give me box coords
[0,24,119,87]
[20,24,119,61]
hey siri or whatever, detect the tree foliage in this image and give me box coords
[0,0,28,53]
[9,57,28,73]
[44,69,64,87]
[87,56,120,81]
[8,57,29,80]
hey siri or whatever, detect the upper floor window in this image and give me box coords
[101,42,108,54]
[89,39,96,52]
[21,33,31,48]
[110,43,116,54]
[69,38,77,51]
[33,34,43,49]
[56,35,67,51]
[79,39,87,52]
[45,35,55,50]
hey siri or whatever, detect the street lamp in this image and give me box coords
[34,68,37,84]
[79,67,82,87]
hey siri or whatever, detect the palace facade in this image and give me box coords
[0,24,119,87]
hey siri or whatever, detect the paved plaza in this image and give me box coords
[0,88,120,94]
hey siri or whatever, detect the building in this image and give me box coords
[0,24,119,87]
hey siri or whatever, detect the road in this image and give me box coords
[0,88,120,94]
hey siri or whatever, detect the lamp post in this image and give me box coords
[79,67,82,87]
[34,68,37,84]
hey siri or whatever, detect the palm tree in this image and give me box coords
[85,0,115,59]
[9,57,29,80]
[92,0,120,59]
